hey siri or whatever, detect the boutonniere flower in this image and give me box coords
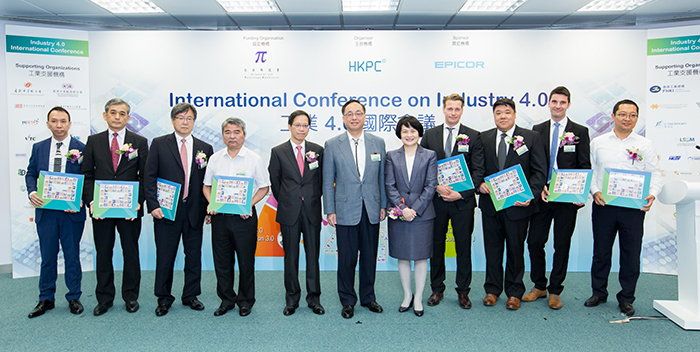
[388,198,406,221]
[507,135,525,150]
[65,149,83,164]
[116,143,134,155]
[558,132,579,148]
[195,151,208,168]
[626,147,643,164]
[305,151,318,163]
[456,134,470,145]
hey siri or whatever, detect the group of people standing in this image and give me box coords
[24,86,660,321]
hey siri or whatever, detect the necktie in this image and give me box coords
[548,122,561,181]
[498,132,507,170]
[110,132,120,172]
[444,127,454,157]
[53,142,63,172]
[180,138,189,199]
[353,138,360,178]
[295,145,304,176]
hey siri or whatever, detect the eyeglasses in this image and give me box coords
[175,116,195,122]
[291,124,309,129]
[615,113,638,119]
[343,111,365,118]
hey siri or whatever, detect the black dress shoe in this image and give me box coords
[414,308,424,317]
[619,302,635,316]
[213,304,234,317]
[427,292,444,306]
[93,302,113,316]
[125,300,139,313]
[283,306,296,316]
[239,306,252,317]
[458,292,472,309]
[584,295,607,307]
[399,295,414,313]
[155,304,170,317]
[308,303,325,315]
[68,300,84,315]
[183,298,205,311]
[341,305,354,319]
[361,301,383,313]
[28,300,55,318]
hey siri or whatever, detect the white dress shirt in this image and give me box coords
[203,146,271,190]
[549,117,568,170]
[405,151,415,183]
[289,139,305,156]
[347,131,366,180]
[49,135,70,173]
[108,128,126,148]
[495,126,516,157]
[590,130,661,197]
[175,133,193,172]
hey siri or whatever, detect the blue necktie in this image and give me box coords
[548,122,560,181]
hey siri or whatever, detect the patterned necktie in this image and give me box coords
[180,138,189,199]
[444,127,454,157]
[498,132,507,170]
[110,132,120,172]
[53,142,63,172]
[548,122,561,181]
[353,138,360,177]
[295,145,304,176]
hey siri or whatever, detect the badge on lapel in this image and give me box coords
[371,153,381,162]
[306,151,319,170]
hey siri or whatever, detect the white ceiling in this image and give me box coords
[0,0,698,30]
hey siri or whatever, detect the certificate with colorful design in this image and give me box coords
[601,168,651,209]
[207,176,254,215]
[547,169,592,203]
[37,171,84,211]
[437,154,474,192]
[484,164,533,211]
[92,180,139,218]
[156,178,181,221]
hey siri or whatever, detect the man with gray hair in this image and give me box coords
[203,117,270,317]
[81,98,148,316]
[144,103,213,316]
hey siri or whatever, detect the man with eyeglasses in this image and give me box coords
[585,99,660,317]
[323,99,387,319]
[144,103,213,317]
[268,110,325,317]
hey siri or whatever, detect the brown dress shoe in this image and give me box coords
[506,297,521,310]
[427,292,444,306]
[522,288,547,302]
[482,294,498,306]
[548,294,563,310]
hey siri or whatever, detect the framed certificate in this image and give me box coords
[437,154,474,192]
[601,168,651,209]
[92,180,139,218]
[547,169,592,203]
[208,176,254,215]
[156,178,181,221]
[37,171,84,211]
[484,164,533,211]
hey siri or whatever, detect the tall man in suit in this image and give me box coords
[144,103,213,316]
[419,93,485,309]
[25,106,87,318]
[323,99,387,319]
[82,98,148,316]
[524,86,591,309]
[268,110,325,316]
[478,98,546,310]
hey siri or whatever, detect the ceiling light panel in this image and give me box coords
[216,0,281,13]
[459,0,528,12]
[90,0,164,14]
[342,0,400,12]
[577,0,655,12]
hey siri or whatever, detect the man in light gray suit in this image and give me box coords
[323,99,387,319]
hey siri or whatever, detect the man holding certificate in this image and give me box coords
[25,106,86,318]
[524,86,591,310]
[203,117,270,317]
[144,103,213,317]
[585,99,661,317]
[82,98,149,316]
[478,98,546,310]
[419,93,484,309]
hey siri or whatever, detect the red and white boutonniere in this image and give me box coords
[626,147,643,164]
[507,135,528,155]
[306,151,319,170]
[116,143,138,160]
[456,134,470,152]
[195,151,208,169]
[65,149,83,164]
[559,132,579,148]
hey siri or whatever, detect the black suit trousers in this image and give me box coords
[430,201,475,294]
[482,211,529,298]
[281,207,321,307]
[93,218,142,304]
[335,205,379,306]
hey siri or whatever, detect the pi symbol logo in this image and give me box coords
[255,51,268,63]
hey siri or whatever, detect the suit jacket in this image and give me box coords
[532,118,591,175]
[322,132,387,226]
[268,140,324,226]
[478,125,547,220]
[25,136,86,223]
[81,129,149,217]
[144,133,214,227]
[420,123,485,209]
[385,146,437,220]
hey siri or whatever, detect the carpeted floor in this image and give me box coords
[0,271,697,351]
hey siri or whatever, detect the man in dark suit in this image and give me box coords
[81,98,148,316]
[419,93,485,309]
[25,106,87,318]
[268,110,325,316]
[144,103,213,317]
[478,98,546,310]
[523,86,591,310]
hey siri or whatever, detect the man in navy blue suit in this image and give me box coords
[25,106,87,318]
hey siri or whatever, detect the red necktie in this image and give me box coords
[110,132,120,172]
[180,138,190,199]
[295,145,304,176]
